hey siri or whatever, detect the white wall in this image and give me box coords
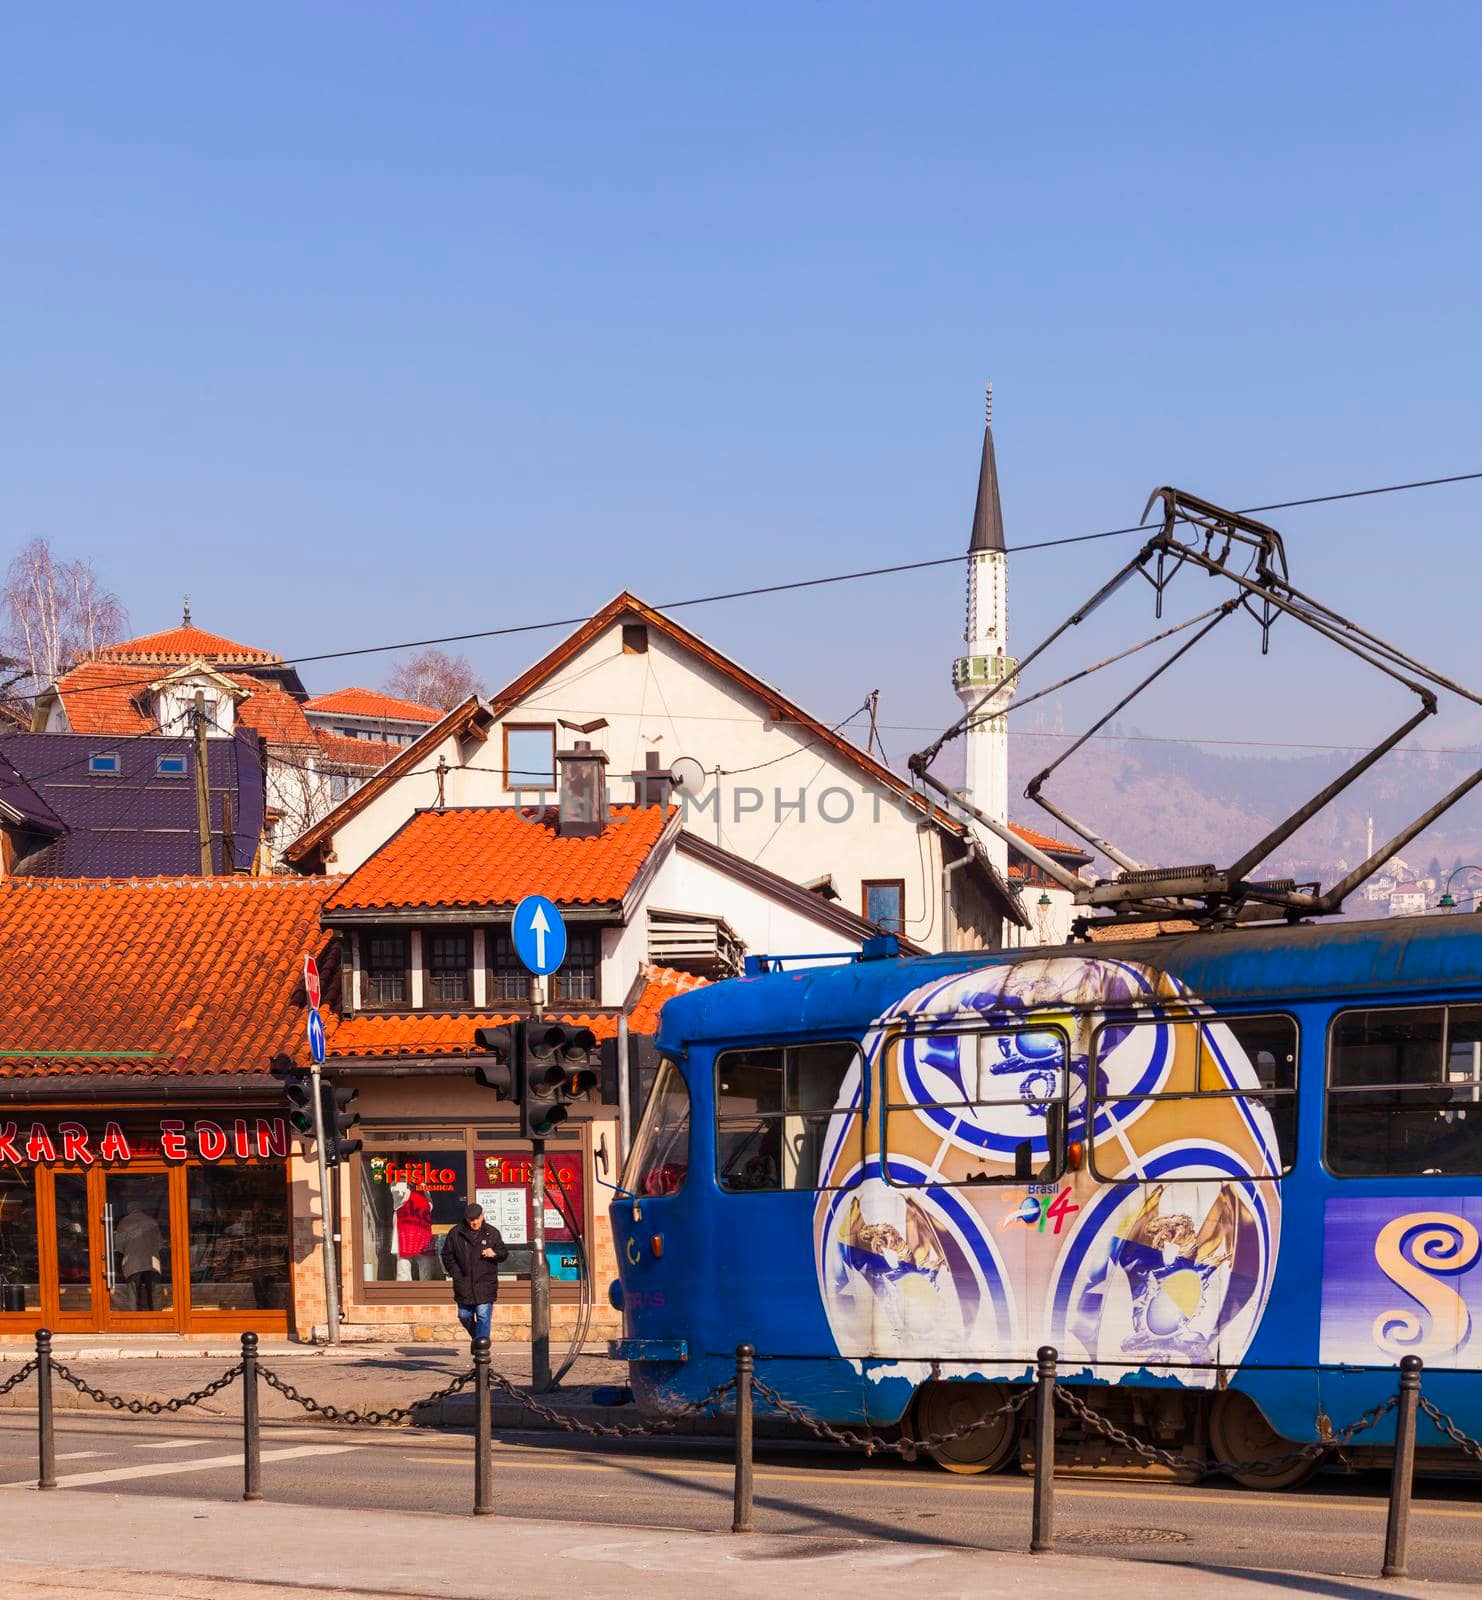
[311,611,1014,951]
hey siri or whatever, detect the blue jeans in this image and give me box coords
[457,1302,493,1343]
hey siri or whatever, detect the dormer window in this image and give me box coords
[89,754,121,777]
[426,931,471,1006]
[364,932,410,1008]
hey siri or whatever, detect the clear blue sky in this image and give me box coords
[5,4,1480,763]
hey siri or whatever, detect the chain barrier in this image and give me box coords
[49,1359,244,1415]
[750,1373,1033,1459]
[1419,1396,1482,1464]
[257,1364,476,1426]
[0,1360,37,1397]
[484,1368,738,1438]
[1052,1383,1395,1479]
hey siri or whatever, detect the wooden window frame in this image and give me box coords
[424,928,473,1009]
[502,723,557,791]
[861,878,907,935]
[362,930,411,1011]
[488,926,529,1005]
[549,928,600,1005]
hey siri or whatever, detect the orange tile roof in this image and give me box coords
[1010,822,1093,859]
[52,662,159,735]
[324,804,674,913]
[314,731,402,772]
[231,680,316,746]
[94,624,282,666]
[326,964,706,1057]
[0,877,338,1078]
[304,687,441,723]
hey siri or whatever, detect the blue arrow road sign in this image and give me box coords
[512,894,567,976]
[307,1006,326,1065]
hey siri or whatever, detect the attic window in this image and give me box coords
[156,754,189,777]
[622,624,649,654]
[89,754,121,777]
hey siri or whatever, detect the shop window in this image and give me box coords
[489,928,528,1004]
[0,1168,40,1314]
[715,1042,862,1193]
[364,931,410,1008]
[360,1143,468,1284]
[504,724,556,789]
[862,879,905,934]
[473,1145,585,1284]
[53,1172,92,1314]
[885,1026,1069,1186]
[1091,1014,1298,1182]
[187,1164,291,1312]
[550,930,599,1005]
[426,930,471,1006]
[1328,1005,1482,1176]
[624,1059,691,1197]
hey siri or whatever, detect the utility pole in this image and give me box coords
[529,975,551,1393]
[193,690,213,876]
[220,793,235,874]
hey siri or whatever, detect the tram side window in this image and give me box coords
[883,1027,1069,1186]
[1091,1014,1298,1182]
[623,1059,691,1197]
[715,1042,862,1193]
[1327,1006,1482,1176]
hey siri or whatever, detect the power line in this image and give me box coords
[8,466,1480,703]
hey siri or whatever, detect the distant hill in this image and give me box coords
[928,732,1482,892]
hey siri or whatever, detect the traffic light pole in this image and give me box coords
[309,1062,341,1345]
[529,978,551,1393]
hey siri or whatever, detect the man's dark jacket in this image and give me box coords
[439,1221,510,1306]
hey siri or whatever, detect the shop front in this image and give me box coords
[0,1108,293,1337]
[328,1070,620,1339]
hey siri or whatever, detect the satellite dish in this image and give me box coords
[669,756,707,793]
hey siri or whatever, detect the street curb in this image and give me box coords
[419,1389,812,1440]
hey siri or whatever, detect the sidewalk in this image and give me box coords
[0,1338,637,1427]
[1,1489,1462,1600]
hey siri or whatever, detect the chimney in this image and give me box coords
[630,749,674,809]
[557,740,610,839]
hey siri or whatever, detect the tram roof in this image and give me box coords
[654,913,1482,1050]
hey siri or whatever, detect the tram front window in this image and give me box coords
[1328,1005,1482,1176]
[624,1059,691,1197]
[715,1042,861,1193]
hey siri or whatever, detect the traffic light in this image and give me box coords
[322,1083,362,1166]
[283,1074,317,1138]
[472,1022,525,1100]
[523,1024,597,1138]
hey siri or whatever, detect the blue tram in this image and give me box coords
[609,915,1482,1483]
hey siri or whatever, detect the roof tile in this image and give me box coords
[0,877,339,1078]
[304,687,441,723]
[94,625,282,665]
[324,804,672,913]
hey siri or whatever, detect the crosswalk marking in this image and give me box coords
[1,1442,360,1490]
[55,1451,109,1460]
[135,1439,209,1450]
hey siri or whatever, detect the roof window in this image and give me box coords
[88,753,121,777]
[156,754,188,777]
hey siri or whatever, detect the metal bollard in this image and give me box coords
[1382,1355,1423,1578]
[732,1344,754,1533]
[473,1337,494,1516]
[1030,1345,1057,1553]
[36,1328,55,1491]
[241,1332,262,1502]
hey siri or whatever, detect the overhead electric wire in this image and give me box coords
[6,466,1479,708]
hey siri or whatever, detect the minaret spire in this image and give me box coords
[952,382,1015,877]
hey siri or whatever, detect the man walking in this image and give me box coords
[440,1203,509,1344]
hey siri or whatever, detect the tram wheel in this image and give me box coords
[1208,1391,1320,1490]
[909,1381,1020,1475]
